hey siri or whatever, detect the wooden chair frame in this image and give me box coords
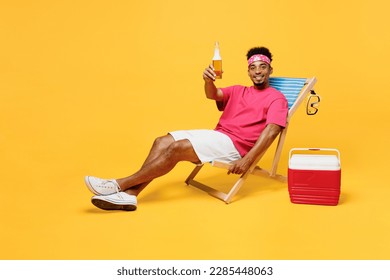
[185,77,317,203]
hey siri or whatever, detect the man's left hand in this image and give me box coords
[228,157,253,175]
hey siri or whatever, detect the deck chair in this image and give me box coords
[185,76,317,203]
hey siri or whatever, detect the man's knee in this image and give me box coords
[153,134,174,149]
[166,140,199,162]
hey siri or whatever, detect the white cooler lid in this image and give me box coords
[289,154,340,170]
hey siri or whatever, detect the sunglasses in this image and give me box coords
[307,90,321,115]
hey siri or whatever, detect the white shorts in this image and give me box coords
[169,129,241,163]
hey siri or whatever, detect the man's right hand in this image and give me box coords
[203,64,223,101]
[203,65,216,82]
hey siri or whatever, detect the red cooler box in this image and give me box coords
[288,148,341,206]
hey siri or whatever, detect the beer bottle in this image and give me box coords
[212,42,222,79]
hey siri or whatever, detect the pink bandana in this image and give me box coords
[247,54,271,66]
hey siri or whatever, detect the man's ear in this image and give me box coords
[270,66,273,75]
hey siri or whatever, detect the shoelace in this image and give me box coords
[105,180,126,200]
[101,180,120,193]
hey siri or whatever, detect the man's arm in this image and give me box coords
[203,65,223,101]
[228,123,283,175]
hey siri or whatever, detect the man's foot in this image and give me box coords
[84,176,121,195]
[91,192,137,211]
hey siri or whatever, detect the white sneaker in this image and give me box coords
[91,192,137,211]
[84,176,121,195]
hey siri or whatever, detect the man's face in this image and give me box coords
[248,61,273,87]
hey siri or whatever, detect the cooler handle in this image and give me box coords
[289,148,341,164]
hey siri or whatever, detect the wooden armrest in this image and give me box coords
[211,160,233,169]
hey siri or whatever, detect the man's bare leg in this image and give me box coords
[116,134,175,196]
[116,134,200,196]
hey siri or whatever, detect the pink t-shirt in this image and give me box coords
[215,85,288,157]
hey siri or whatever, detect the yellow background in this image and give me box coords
[1,0,389,259]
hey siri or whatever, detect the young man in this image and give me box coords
[85,46,288,211]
